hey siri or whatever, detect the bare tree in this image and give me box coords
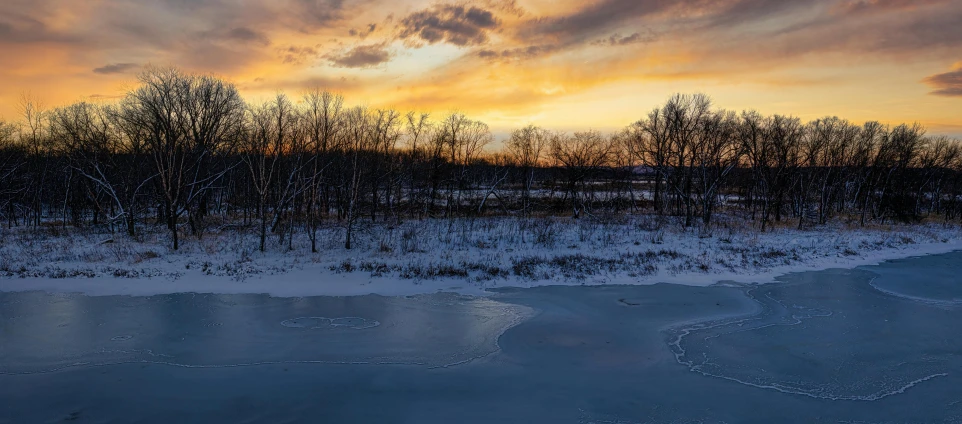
[550,130,613,218]
[341,106,370,249]
[625,107,672,214]
[435,113,492,215]
[693,109,739,227]
[18,94,49,227]
[242,94,301,252]
[663,93,713,227]
[916,136,960,218]
[872,123,926,222]
[404,111,431,218]
[302,89,344,252]
[180,74,246,236]
[741,114,803,231]
[49,102,122,231]
[5,84,962,252]
[106,103,157,237]
[367,108,402,222]
[0,119,25,228]
[118,67,243,249]
[852,121,884,226]
[506,125,548,216]
[117,68,189,249]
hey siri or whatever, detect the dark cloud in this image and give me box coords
[924,65,962,97]
[868,11,962,52]
[280,45,321,65]
[504,0,763,57]
[518,0,676,42]
[224,27,271,46]
[178,43,263,72]
[746,2,962,59]
[520,0,817,43]
[398,4,501,47]
[477,44,558,60]
[700,0,816,29]
[293,0,350,29]
[592,31,658,46]
[835,0,949,15]
[349,23,378,38]
[480,0,524,17]
[0,9,78,43]
[84,0,360,72]
[0,0,357,49]
[92,63,140,75]
[326,43,392,68]
[471,0,962,74]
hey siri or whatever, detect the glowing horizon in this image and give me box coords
[1,0,961,138]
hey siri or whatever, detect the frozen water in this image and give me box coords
[2,251,962,423]
[280,316,380,330]
[0,292,532,375]
[866,252,962,308]
[667,270,953,401]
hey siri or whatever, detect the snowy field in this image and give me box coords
[1,215,960,297]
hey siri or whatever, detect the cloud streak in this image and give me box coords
[222,27,272,46]
[327,43,393,68]
[92,63,140,75]
[592,31,658,46]
[925,65,962,97]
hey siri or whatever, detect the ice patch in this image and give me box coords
[666,285,951,402]
[0,291,536,375]
[280,316,380,330]
[868,277,962,309]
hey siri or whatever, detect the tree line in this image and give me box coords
[1,67,960,251]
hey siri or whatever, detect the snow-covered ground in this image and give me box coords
[1,216,959,298]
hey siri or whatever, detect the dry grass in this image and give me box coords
[0,214,959,283]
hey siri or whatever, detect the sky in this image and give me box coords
[1,0,961,137]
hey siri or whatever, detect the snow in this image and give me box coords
[1,216,959,298]
[0,268,493,298]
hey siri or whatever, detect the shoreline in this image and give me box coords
[2,238,958,298]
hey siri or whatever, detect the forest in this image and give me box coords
[1,67,960,253]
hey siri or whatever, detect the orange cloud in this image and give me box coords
[924,63,962,97]
[0,0,960,137]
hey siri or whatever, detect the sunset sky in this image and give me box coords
[1,0,961,137]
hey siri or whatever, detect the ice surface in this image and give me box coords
[280,316,380,329]
[2,252,962,423]
[668,257,962,402]
[0,292,533,375]
[866,252,962,308]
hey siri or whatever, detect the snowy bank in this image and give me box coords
[1,217,959,297]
